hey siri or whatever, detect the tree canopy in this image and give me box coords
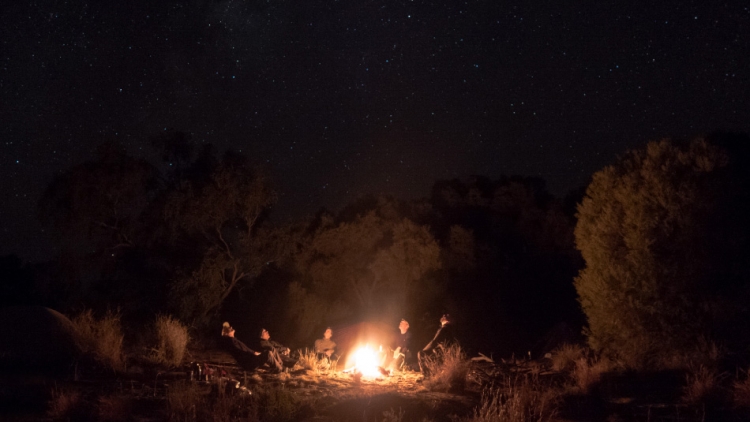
[575,135,750,367]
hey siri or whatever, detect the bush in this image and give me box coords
[71,309,125,372]
[47,386,85,420]
[574,136,750,368]
[682,364,725,405]
[422,344,469,392]
[150,315,190,368]
[550,343,585,372]
[572,356,615,394]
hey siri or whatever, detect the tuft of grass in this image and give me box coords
[732,368,750,408]
[382,406,406,422]
[296,348,337,375]
[47,385,85,420]
[459,376,559,422]
[71,309,125,372]
[423,344,469,392]
[550,343,585,372]
[150,315,190,368]
[682,364,724,405]
[572,356,613,394]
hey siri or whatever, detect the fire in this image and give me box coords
[351,344,384,377]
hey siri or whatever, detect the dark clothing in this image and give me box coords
[221,336,283,372]
[418,323,457,375]
[386,330,413,371]
[258,338,296,368]
[395,330,412,354]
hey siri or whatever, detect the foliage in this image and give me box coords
[575,136,750,367]
[37,137,279,325]
[149,315,190,368]
[287,197,442,342]
[428,176,582,355]
[164,153,278,323]
[70,309,126,372]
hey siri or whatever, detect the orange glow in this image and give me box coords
[351,344,384,377]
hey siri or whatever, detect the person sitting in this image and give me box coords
[257,328,297,368]
[417,314,457,377]
[220,322,283,373]
[386,319,413,372]
[314,327,337,364]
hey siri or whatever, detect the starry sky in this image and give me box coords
[2,0,749,261]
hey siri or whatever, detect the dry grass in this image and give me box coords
[459,376,559,422]
[572,356,614,394]
[382,406,406,422]
[296,348,338,375]
[71,309,126,372]
[47,385,84,420]
[732,368,750,408]
[550,343,585,372]
[423,344,470,392]
[149,315,190,368]
[167,380,205,421]
[682,364,724,405]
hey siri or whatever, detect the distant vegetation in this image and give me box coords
[2,130,750,373]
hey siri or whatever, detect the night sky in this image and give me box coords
[2,1,748,261]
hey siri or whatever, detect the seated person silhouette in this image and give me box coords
[314,327,337,366]
[220,322,283,373]
[257,328,297,369]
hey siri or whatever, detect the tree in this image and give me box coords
[285,197,442,343]
[575,136,750,367]
[164,152,277,323]
[39,142,158,255]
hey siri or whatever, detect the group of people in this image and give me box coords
[220,313,456,378]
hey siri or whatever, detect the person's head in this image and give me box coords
[323,327,332,340]
[260,328,270,340]
[440,314,451,325]
[222,322,235,337]
[398,319,410,333]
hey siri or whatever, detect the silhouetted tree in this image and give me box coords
[575,135,750,367]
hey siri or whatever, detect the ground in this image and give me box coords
[0,344,739,421]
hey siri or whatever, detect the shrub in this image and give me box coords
[47,386,84,420]
[682,364,724,405]
[550,343,585,372]
[573,356,614,394]
[423,344,469,392]
[150,315,190,368]
[574,136,750,367]
[71,309,125,372]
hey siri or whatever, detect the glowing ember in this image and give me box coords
[352,345,383,377]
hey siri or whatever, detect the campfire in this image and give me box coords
[346,344,388,378]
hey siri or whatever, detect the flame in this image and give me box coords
[351,344,384,377]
